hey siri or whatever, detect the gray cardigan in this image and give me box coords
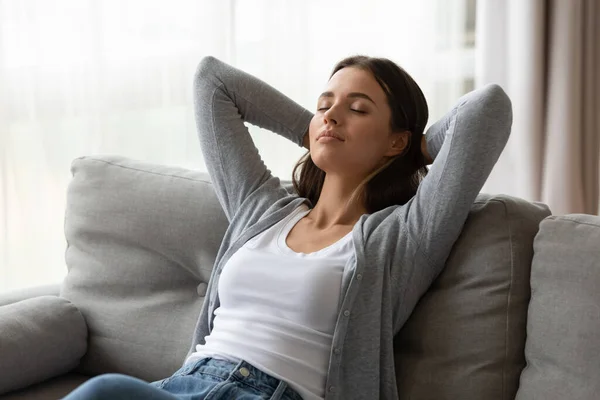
[185,56,512,399]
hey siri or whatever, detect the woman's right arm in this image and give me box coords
[194,56,313,221]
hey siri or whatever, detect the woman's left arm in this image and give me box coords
[390,84,512,326]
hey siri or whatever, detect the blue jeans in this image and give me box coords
[62,357,303,400]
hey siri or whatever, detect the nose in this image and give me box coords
[323,109,338,126]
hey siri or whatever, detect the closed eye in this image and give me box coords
[317,107,366,114]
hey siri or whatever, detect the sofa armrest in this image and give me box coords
[0,284,62,307]
[0,296,88,395]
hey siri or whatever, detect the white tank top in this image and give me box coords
[185,203,355,400]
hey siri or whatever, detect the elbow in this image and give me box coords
[481,84,513,129]
[461,84,512,142]
[483,83,512,113]
[194,56,221,88]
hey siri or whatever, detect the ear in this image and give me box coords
[384,131,410,157]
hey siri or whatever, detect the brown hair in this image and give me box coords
[292,55,429,214]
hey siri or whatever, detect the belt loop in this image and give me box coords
[228,359,246,379]
[269,380,288,400]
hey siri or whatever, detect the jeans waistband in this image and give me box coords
[184,357,302,400]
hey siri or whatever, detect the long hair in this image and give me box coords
[292,55,429,214]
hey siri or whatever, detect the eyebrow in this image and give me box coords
[318,91,377,107]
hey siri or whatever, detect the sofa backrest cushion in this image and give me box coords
[516,214,600,400]
[61,155,555,396]
[394,194,550,400]
[61,155,228,382]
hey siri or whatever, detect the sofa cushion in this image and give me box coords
[516,214,600,400]
[394,194,551,400]
[0,284,61,307]
[0,373,90,400]
[60,155,229,382]
[0,296,87,395]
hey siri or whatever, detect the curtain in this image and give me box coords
[476,0,600,216]
[0,0,476,292]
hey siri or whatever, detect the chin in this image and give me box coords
[311,154,346,175]
[310,154,333,172]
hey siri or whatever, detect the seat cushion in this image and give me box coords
[394,194,551,400]
[516,214,600,400]
[60,155,229,382]
[0,373,91,400]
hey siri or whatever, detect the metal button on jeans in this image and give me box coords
[239,367,250,377]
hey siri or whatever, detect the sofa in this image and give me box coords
[0,155,598,400]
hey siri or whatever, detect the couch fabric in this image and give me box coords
[516,214,600,400]
[60,156,228,383]
[0,374,90,400]
[394,194,550,400]
[0,296,87,394]
[0,283,61,307]
[4,154,598,399]
[60,155,552,398]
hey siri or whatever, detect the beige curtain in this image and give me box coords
[476,0,600,215]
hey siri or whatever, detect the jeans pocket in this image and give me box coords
[174,359,209,377]
[149,378,167,388]
[150,377,173,389]
[152,360,201,389]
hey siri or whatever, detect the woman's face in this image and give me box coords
[308,66,407,180]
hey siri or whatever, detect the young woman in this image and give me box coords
[63,55,511,400]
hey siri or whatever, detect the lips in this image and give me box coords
[317,130,345,141]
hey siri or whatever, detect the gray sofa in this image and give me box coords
[0,155,598,400]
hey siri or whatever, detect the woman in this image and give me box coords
[63,55,511,400]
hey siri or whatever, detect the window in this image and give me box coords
[0,0,476,292]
